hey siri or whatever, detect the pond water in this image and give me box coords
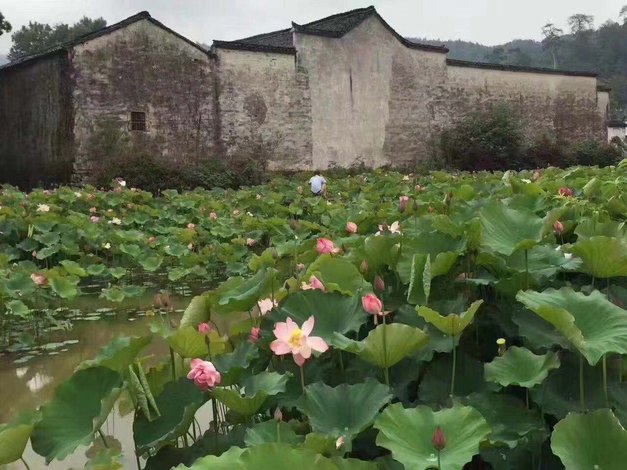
[0,289,214,470]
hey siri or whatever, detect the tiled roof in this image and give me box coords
[213,6,448,54]
[446,58,598,78]
[0,11,209,72]
[608,120,626,128]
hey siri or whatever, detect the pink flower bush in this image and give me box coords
[301,275,326,292]
[187,359,221,390]
[270,316,329,367]
[346,222,358,234]
[198,323,212,335]
[362,293,384,316]
[316,238,339,254]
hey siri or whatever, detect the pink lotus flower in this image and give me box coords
[301,275,326,292]
[399,196,410,212]
[270,316,329,367]
[274,407,283,421]
[558,187,573,197]
[257,298,278,315]
[148,236,157,245]
[346,221,358,234]
[209,211,218,221]
[432,426,446,451]
[553,220,564,235]
[316,238,339,254]
[198,323,212,335]
[187,223,196,230]
[246,238,256,247]
[187,359,221,390]
[415,184,423,192]
[362,293,384,316]
[90,216,100,223]
[373,275,385,293]
[30,273,48,287]
[249,327,261,343]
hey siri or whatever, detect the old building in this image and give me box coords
[0,6,610,187]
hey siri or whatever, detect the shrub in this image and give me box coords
[568,140,623,167]
[439,105,524,171]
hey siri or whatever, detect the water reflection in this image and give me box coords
[0,292,203,470]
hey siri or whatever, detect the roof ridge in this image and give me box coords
[237,27,293,42]
[446,58,597,77]
[300,6,375,28]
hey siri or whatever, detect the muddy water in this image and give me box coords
[0,292,213,470]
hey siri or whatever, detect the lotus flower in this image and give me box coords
[110,217,122,225]
[336,436,345,449]
[209,211,218,221]
[198,323,212,335]
[30,273,48,287]
[37,204,50,213]
[558,187,573,197]
[187,223,196,230]
[270,316,329,367]
[553,220,564,235]
[301,275,326,292]
[188,243,194,250]
[399,196,409,212]
[257,298,278,315]
[373,275,385,293]
[316,238,339,254]
[415,184,423,192]
[249,327,261,343]
[362,293,384,316]
[246,238,256,247]
[376,221,401,236]
[346,221,358,234]
[256,194,262,200]
[90,216,100,223]
[532,170,541,181]
[89,207,97,213]
[74,192,82,198]
[148,236,157,245]
[297,186,303,194]
[103,242,111,250]
[432,426,446,451]
[274,407,283,421]
[233,209,240,216]
[187,359,221,391]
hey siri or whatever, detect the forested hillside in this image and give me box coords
[415,8,627,118]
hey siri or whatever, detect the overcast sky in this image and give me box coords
[0,0,625,55]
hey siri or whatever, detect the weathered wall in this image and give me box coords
[215,48,312,170]
[71,19,218,178]
[444,65,607,143]
[0,53,74,188]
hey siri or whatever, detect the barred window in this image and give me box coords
[130,112,147,131]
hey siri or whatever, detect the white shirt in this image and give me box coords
[309,175,326,194]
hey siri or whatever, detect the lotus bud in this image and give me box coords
[198,323,212,335]
[497,337,506,356]
[558,187,573,197]
[399,196,409,213]
[532,170,541,181]
[274,407,283,422]
[374,275,385,293]
[335,436,345,449]
[346,221,358,234]
[249,327,261,343]
[360,259,369,274]
[553,220,564,235]
[209,211,218,221]
[432,426,446,451]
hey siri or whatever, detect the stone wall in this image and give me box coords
[215,48,312,170]
[0,53,74,188]
[71,19,218,178]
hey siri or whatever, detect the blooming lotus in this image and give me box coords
[399,195,409,212]
[198,323,212,335]
[209,211,218,221]
[270,316,329,367]
[74,192,82,198]
[187,359,221,390]
[257,298,278,315]
[246,238,256,247]
[90,216,100,223]
[301,275,326,292]
[30,273,48,287]
[187,223,196,230]
[37,204,50,213]
[89,207,97,213]
[103,242,111,250]
[375,221,401,236]
[558,187,573,197]
[335,436,345,449]
[316,238,339,254]
[346,221,358,234]
[256,194,262,200]
[110,217,122,225]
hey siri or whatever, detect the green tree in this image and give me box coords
[8,16,106,60]
[568,14,594,34]
[620,5,627,23]
[0,12,11,36]
[541,23,563,69]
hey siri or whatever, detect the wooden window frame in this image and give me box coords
[129,111,147,132]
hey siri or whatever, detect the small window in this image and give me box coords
[130,112,147,131]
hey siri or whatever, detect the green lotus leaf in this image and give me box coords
[511,305,571,350]
[516,288,627,365]
[484,346,560,388]
[396,232,465,283]
[244,420,304,446]
[213,389,268,417]
[213,268,278,313]
[374,403,491,470]
[179,294,211,328]
[296,380,392,440]
[86,264,107,276]
[173,442,245,469]
[270,290,367,341]
[238,444,338,469]
[306,254,364,296]
[49,275,79,299]
[551,409,627,470]
[60,260,87,277]
[100,286,125,302]
[139,254,164,272]
[212,341,259,385]
[479,203,544,255]
[168,326,208,359]
[6,299,30,317]
[108,267,127,279]
[0,411,39,465]
[570,236,627,278]
[119,243,141,258]
[331,323,429,369]
[466,392,545,448]
[133,378,205,455]
[214,372,289,417]
[416,300,483,337]
[31,367,123,463]
[78,335,152,373]
[5,272,36,296]
[407,254,431,305]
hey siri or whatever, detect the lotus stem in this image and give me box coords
[579,355,585,411]
[382,314,389,386]
[169,347,177,380]
[603,355,609,406]
[450,335,457,397]
[97,428,109,448]
[212,398,219,433]
[21,457,32,470]
[300,365,306,393]
[338,350,344,374]
[437,450,441,470]
[525,388,529,409]
[277,421,281,444]
[524,249,529,290]
[135,449,141,470]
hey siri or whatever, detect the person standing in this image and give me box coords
[309,171,327,197]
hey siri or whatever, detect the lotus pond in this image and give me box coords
[2,163,627,469]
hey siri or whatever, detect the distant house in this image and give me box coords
[0,6,611,187]
[608,120,627,142]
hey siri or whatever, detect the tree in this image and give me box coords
[620,5,627,23]
[8,16,106,61]
[0,12,11,36]
[568,14,594,34]
[541,23,563,69]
